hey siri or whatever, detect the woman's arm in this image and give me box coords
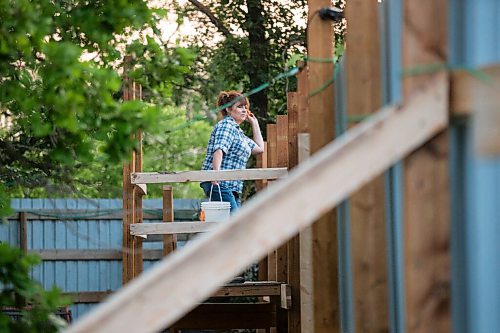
[247,114,264,155]
[211,149,223,184]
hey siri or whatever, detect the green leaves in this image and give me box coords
[1,1,198,196]
[0,243,70,332]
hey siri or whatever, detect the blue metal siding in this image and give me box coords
[2,198,200,320]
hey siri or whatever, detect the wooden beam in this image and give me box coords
[297,65,310,134]
[307,0,337,332]
[133,129,143,278]
[63,291,113,303]
[287,92,301,333]
[28,249,164,261]
[345,1,389,332]
[276,115,290,333]
[212,282,283,298]
[131,168,287,184]
[6,210,195,221]
[255,142,269,191]
[64,75,448,333]
[298,133,314,333]
[19,212,27,254]
[266,124,278,283]
[402,1,451,332]
[131,222,219,236]
[470,65,500,156]
[450,64,500,117]
[276,115,289,284]
[162,186,177,256]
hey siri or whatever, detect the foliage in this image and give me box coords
[32,105,213,199]
[0,243,70,332]
[0,0,197,198]
[170,0,308,126]
[170,0,346,127]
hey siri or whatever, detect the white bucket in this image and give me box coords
[201,184,231,222]
[201,201,231,222]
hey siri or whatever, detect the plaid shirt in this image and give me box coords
[202,116,257,193]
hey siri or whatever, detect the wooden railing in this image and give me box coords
[65,73,449,333]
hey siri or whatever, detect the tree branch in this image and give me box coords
[187,0,233,39]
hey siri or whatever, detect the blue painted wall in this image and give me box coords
[0,198,200,319]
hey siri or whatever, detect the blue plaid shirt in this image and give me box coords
[202,116,257,193]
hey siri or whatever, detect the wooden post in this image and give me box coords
[267,124,278,282]
[345,1,389,332]
[402,1,451,332]
[122,62,143,284]
[19,212,27,254]
[297,65,310,134]
[256,142,269,192]
[298,133,313,333]
[307,1,338,332]
[275,115,289,333]
[276,115,289,284]
[163,186,177,256]
[257,142,269,285]
[287,93,301,333]
[133,125,144,277]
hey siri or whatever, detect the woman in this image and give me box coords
[200,91,264,212]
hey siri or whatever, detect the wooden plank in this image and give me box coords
[131,168,288,184]
[450,64,500,118]
[307,1,337,332]
[288,92,299,169]
[470,65,500,156]
[255,142,269,191]
[64,75,448,333]
[276,115,289,333]
[267,124,278,282]
[256,142,269,286]
[212,282,283,298]
[122,160,135,285]
[131,222,219,235]
[172,303,276,329]
[162,186,177,256]
[298,133,314,333]
[6,210,192,221]
[133,129,143,278]
[63,291,113,303]
[345,1,389,332]
[297,65,310,134]
[276,115,289,285]
[28,249,164,261]
[287,93,301,333]
[19,212,27,253]
[402,1,451,332]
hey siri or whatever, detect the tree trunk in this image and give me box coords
[245,0,269,133]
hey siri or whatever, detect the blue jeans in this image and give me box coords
[200,182,241,213]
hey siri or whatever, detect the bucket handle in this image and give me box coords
[208,183,223,202]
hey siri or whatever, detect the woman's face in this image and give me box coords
[228,101,248,124]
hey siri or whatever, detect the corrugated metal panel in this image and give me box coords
[449,1,500,332]
[2,198,200,320]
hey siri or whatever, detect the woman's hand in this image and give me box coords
[246,110,258,125]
